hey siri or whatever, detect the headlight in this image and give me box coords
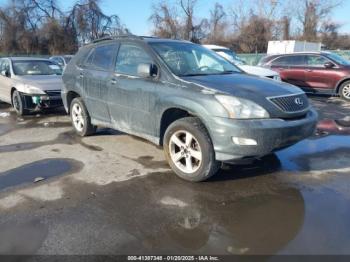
[23,85,46,95]
[215,95,269,119]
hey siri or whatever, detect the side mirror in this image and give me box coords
[324,62,335,68]
[137,63,158,78]
[1,70,10,77]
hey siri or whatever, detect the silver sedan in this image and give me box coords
[0,57,64,115]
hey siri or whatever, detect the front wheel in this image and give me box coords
[70,97,96,136]
[12,90,27,116]
[339,81,350,101]
[163,117,220,182]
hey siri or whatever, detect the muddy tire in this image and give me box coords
[12,90,27,116]
[339,81,350,101]
[70,97,96,136]
[164,117,220,182]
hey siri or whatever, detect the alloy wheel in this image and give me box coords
[169,130,202,174]
[72,103,85,132]
[342,84,350,99]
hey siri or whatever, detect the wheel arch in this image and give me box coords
[10,87,17,105]
[335,77,350,94]
[66,91,82,113]
[158,98,212,146]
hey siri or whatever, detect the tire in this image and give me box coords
[12,90,28,116]
[70,97,96,136]
[163,117,220,182]
[339,81,350,101]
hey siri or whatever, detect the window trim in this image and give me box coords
[270,55,308,67]
[82,43,119,72]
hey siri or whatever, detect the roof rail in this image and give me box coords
[92,34,143,43]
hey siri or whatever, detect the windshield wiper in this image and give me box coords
[219,70,236,74]
[180,73,211,77]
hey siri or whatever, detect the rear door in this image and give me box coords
[81,43,118,123]
[270,55,307,87]
[304,55,337,91]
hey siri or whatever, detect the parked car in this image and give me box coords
[258,52,350,101]
[50,55,74,69]
[203,45,281,81]
[62,36,317,182]
[0,57,63,115]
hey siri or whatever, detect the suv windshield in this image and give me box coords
[151,42,241,76]
[12,60,62,76]
[325,52,350,66]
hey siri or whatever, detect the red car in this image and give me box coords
[259,52,350,101]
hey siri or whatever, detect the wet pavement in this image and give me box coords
[0,96,350,255]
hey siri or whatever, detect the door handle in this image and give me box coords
[306,69,313,72]
[79,73,84,79]
[110,78,117,85]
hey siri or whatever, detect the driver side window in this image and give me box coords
[115,44,153,76]
[307,55,329,67]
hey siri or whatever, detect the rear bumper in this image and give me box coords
[207,109,318,161]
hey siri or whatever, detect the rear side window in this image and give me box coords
[115,44,153,76]
[85,44,116,70]
[271,55,306,66]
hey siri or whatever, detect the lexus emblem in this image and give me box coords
[294,98,304,106]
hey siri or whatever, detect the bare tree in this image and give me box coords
[207,3,227,43]
[67,0,126,44]
[293,0,342,41]
[149,0,180,38]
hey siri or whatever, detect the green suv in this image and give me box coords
[62,35,317,182]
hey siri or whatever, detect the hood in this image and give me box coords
[238,65,279,77]
[14,75,63,91]
[181,73,302,98]
[181,73,307,119]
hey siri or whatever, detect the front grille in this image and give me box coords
[268,93,309,113]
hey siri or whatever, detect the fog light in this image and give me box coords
[232,137,257,146]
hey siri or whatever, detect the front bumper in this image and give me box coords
[207,109,318,161]
[22,91,63,110]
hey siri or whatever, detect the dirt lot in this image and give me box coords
[0,95,350,255]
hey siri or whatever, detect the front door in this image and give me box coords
[304,55,337,91]
[107,42,159,136]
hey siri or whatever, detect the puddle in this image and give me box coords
[86,167,305,255]
[0,131,103,153]
[0,158,83,192]
[277,134,350,172]
[316,119,350,136]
